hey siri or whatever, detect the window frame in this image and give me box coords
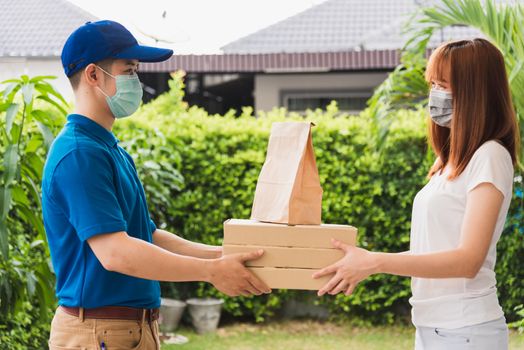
[279,89,372,113]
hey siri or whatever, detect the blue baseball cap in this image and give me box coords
[61,20,173,77]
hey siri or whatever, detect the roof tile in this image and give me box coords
[0,0,97,57]
[221,0,519,54]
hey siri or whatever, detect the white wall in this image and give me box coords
[254,72,389,112]
[0,57,74,102]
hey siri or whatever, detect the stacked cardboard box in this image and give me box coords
[223,219,357,290]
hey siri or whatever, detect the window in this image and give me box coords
[281,90,371,113]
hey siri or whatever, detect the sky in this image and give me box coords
[68,0,325,54]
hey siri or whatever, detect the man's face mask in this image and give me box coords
[428,88,453,128]
[95,65,143,119]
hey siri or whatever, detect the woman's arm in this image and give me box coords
[152,229,222,259]
[314,182,504,296]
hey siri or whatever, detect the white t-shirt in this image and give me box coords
[409,140,514,329]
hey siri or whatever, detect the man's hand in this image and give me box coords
[313,239,377,297]
[208,250,272,297]
[214,246,223,258]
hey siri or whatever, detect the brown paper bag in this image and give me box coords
[251,122,323,225]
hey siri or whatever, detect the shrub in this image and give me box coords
[115,79,523,324]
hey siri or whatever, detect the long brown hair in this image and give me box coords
[425,38,519,179]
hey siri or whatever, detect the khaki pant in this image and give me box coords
[48,307,160,350]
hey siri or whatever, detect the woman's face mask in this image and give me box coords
[95,65,143,119]
[428,88,453,128]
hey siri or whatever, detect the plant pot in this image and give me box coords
[159,298,186,333]
[186,298,224,334]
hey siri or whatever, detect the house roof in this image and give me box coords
[140,49,401,73]
[0,0,97,57]
[221,0,517,54]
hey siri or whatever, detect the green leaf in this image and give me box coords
[35,95,68,116]
[0,186,12,219]
[34,266,56,319]
[25,174,43,210]
[25,153,44,179]
[9,123,21,144]
[0,219,8,259]
[26,271,36,296]
[0,102,10,113]
[3,144,19,185]
[21,83,34,105]
[29,75,57,83]
[34,81,69,106]
[35,121,55,150]
[1,78,20,84]
[25,137,43,153]
[5,103,19,134]
[30,240,44,248]
[30,109,51,124]
[11,185,30,206]
[16,203,45,241]
[2,82,20,100]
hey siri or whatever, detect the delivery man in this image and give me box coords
[42,20,270,350]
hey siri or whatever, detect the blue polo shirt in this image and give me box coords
[42,114,160,309]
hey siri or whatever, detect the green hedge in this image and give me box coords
[115,78,524,324]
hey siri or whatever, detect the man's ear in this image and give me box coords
[83,63,100,87]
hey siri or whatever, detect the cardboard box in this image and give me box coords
[223,245,344,269]
[248,267,330,290]
[223,219,357,290]
[223,219,357,248]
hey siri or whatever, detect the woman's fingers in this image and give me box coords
[331,238,351,252]
[312,263,338,279]
[317,273,342,296]
[344,284,356,296]
[329,279,348,295]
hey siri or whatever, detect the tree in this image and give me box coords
[368,0,524,165]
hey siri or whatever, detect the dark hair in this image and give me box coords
[68,58,114,90]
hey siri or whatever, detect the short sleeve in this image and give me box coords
[466,141,514,198]
[50,148,127,241]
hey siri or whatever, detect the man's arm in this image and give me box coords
[87,232,271,296]
[152,229,221,259]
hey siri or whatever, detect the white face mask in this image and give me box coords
[428,89,453,128]
[96,65,143,119]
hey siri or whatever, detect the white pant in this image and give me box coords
[414,317,508,350]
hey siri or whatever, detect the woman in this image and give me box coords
[314,38,519,349]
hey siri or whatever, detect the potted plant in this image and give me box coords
[186,298,224,334]
[159,298,187,333]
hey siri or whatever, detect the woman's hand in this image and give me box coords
[313,239,378,297]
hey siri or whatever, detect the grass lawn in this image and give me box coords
[161,320,524,349]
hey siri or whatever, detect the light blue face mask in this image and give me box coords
[96,65,143,119]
